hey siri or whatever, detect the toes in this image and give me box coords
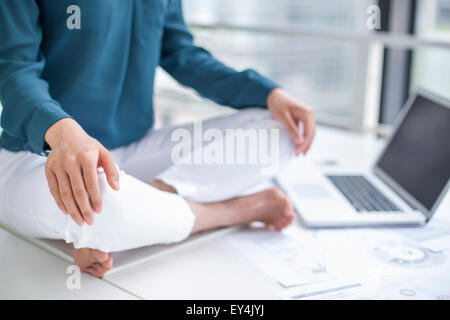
[265,187,286,202]
[84,257,113,278]
[276,219,290,230]
[286,211,297,224]
[267,219,287,231]
[284,212,297,227]
[85,265,100,277]
[91,249,110,262]
[270,212,296,231]
[269,188,292,211]
[85,265,106,278]
[102,255,114,270]
[274,224,284,231]
[91,254,113,271]
[73,248,113,278]
[258,188,297,231]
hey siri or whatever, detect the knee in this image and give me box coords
[65,171,195,252]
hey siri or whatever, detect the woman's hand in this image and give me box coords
[267,88,316,155]
[44,118,119,226]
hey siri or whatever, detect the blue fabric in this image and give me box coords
[0,0,278,155]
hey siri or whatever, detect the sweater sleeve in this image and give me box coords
[159,0,279,109]
[0,0,71,154]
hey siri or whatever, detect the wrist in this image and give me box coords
[266,87,283,109]
[44,118,79,149]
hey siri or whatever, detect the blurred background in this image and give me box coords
[0,0,448,135]
[154,0,450,133]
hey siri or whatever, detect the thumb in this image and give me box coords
[99,148,120,191]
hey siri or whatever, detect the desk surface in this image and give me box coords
[1,126,448,299]
[0,228,137,299]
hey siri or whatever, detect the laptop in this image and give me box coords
[276,88,450,227]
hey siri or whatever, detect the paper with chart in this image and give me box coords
[223,227,333,286]
[311,229,450,280]
[387,219,450,252]
[277,279,369,300]
[278,276,450,300]
[224,218,450,297]
[283,218,450,279]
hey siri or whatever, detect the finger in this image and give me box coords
[46,170,68,214]
[56,171,84,226]
[303,125,316,154]
[294,108,315,154]
[99,149,119,191]
[68,166,94,225]
[301,124,315,154]
[295,145,303,156]
[281,112,303,146]
[81,159,102,214]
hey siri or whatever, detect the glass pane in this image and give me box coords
[411,0,450,100]
[184,0,375,32]
[192,29,358,119]
[154,0,379,127]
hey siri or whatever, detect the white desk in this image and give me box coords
[0,228,137,299]
[1,126,448,299]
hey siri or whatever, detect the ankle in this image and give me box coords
[149,179,177,194]
[188,201,233,233]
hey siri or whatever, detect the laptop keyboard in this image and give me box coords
[326,175,402,213]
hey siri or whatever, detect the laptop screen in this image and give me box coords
[376,93,450,213]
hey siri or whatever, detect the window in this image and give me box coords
[154,0,380,128]
[410,0,450,100]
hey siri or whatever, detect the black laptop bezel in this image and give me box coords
[373,88,450,221]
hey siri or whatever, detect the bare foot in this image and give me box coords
[73,248,113,278]
[245,188,297,230]
[148,180,296,232]
[189,188,297,233]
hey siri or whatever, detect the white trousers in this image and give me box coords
[0,109,295,252]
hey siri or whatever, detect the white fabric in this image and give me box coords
[0,109,294,252]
